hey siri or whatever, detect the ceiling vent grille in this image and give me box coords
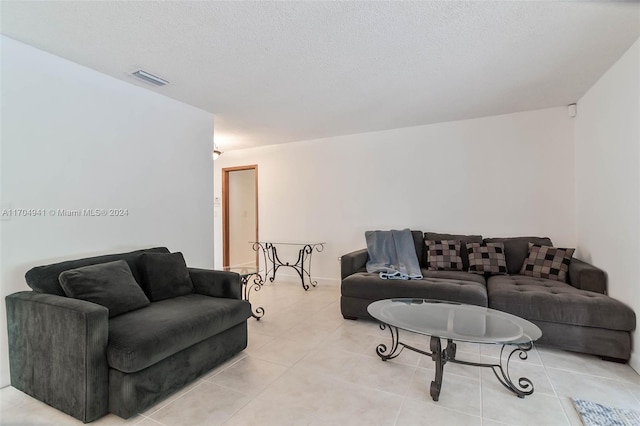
[131,70,169,87]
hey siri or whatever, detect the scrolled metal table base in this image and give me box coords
[252,242,324,291]
[376,324,534,401]
[241,273,265,320]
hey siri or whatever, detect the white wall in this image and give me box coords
[0,36,215,387]
[214,107,576,283]
[575,38,640,372]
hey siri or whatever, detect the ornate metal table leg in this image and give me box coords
[429,338,458,401]
[375,324,404,361]
[242,273,265,320]
[430,336,443,401]
[490,342,535,398]
[266,243,278,283]
[252,242,274,285]
[294,246,310,290]
[300,244,324,290]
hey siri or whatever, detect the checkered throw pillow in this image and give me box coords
[425,240,463,271]
[520,243,575,282]
[466,242,508,275]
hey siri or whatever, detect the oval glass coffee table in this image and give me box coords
[368,299,542,401]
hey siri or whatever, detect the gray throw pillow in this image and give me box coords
[424,232,482,270]
[59,260,150,317]
[138,252,194,301]
[425,240,464,271]
[467,242,508,275]
[520,243,575,283]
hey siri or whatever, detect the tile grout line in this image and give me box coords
[537,346,573,426]
[542,364,640,386]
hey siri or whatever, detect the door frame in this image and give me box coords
[222,164,259,267]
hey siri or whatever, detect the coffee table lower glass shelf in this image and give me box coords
[367,299,542,401]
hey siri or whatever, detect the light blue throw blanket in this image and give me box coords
[365,229,423,280]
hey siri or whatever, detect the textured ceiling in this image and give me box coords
[2,1,639,150]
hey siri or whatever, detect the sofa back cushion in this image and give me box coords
[424,232,483,270]
[59,260,150,317]
[25,247,170,296]
[410,230,425,266]
[483,237,553,274]
[138,252,194,301]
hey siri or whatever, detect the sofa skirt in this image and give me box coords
[109,321,247,419]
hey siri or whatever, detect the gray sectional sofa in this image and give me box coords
[6,247,251,422]
[341,231,636,361]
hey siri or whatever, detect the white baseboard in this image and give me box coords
[263,272,340,287]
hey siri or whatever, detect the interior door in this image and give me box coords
[222,165,258,267]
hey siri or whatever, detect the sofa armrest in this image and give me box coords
[189,268,242,299]
[341,248,369,279]
[568,258,607,294]
[5,291,109,423]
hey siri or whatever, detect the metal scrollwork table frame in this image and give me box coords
[368,299,542,401]
[251,241,325,290]
[223,266,264,320]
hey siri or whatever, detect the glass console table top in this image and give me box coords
[250,241,326,246]
[222,265,259,277]
[367,299,542,345]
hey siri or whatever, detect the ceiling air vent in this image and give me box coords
[131,69,169,87]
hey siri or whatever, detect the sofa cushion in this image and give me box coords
[341,272,488,307]
[107,294,251,373]
[59,260,150,318]
[424,233,482,270]
[467,242,508,275]
[26,247,170,296]
[139,252,194,301]
[520,244,574,283]
[487,275,635,331]
[420,269,486,286]
[425,240,463,271]
[483,237,552,274]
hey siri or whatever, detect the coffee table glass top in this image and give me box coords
[368,299,542,345]
[222,265,259,277]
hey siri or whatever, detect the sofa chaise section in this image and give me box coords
[488,274,635,360]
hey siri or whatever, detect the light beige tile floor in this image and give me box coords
[2,279,639,425]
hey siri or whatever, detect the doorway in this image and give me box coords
[222,165,258,267]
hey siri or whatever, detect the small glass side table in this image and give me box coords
[222,265,265,320]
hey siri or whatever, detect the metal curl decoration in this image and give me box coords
[491,342,534,398]
[241,273,265,320]
[251,241,325,290]
[376,324,404,361]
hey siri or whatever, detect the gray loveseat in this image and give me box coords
[6,247,251,422]
[341,231,636,361]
